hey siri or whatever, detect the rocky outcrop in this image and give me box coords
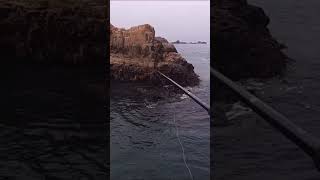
[0,0,107,64]
[110,24,199,86]
[213,0,288,80]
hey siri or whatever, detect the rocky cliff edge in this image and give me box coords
[110,24,199,86]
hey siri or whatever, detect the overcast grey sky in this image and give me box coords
[110,1,210,42]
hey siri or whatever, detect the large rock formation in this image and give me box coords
[213,0,288,80]
[0,0,107,64]
[110,24,199,86]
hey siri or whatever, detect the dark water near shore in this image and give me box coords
[0,64,107,179]
[111,44,210,179]
[214,1,320,179]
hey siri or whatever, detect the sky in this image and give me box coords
[110,1,210,42]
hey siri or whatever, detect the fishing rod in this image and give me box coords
[210,67,320,171]
[157,70,206,180]
[157,71,210,114]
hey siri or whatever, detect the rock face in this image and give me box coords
[0,0,107,65]
[213,0,288,80]
[110,24,199,86]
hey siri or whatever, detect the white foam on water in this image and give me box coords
[180,94,189,100]
[226,102,253,120]
[144,102,157,109]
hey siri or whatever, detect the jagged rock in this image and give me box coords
[213,0,288,80]
[110,24,199,87]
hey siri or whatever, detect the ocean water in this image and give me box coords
[214,1,320,179]
[0,64,107,179]
[110,44,210,179]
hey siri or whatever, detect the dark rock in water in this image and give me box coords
[213,0,288,80]
[110,24,200,87]
[172,40,207,44]
[0,0,107,65]
[172,40,188,44]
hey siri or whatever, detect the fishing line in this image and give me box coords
[172,102,194,180]
[156,71,194,180]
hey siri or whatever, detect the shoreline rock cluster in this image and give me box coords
[213,0,288,80]
[0,0,199,87]
[110,24,199,87]
[0,0,288,88]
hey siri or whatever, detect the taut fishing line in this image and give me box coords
[172,101,194,180]
[156,71,194,180]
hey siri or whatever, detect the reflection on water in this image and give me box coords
[111,44,210,179]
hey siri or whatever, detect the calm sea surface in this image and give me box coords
[111,44,210,179]
[0,64,107,179]
[214,1,320,179]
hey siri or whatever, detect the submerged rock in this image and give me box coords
[110,24,199,87]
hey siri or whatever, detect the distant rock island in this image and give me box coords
[110,24,199,86]
[172,40,207,44]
